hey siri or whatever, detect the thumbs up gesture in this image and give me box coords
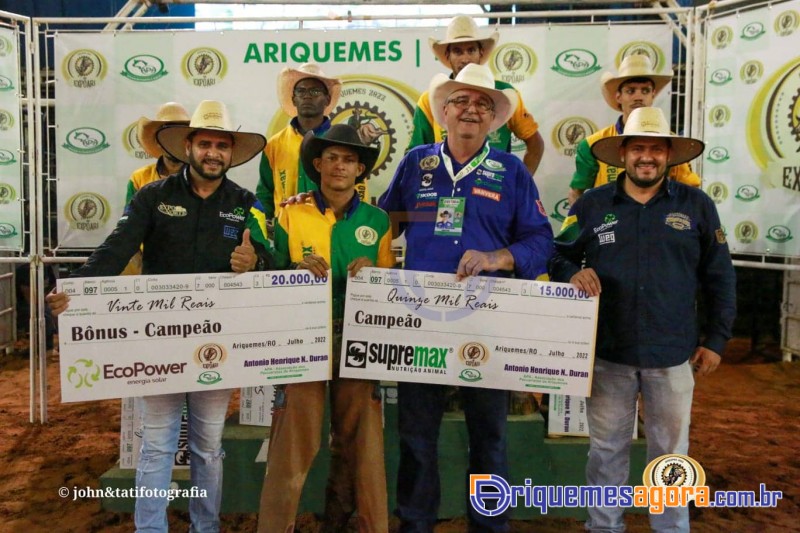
[231,228,258,273]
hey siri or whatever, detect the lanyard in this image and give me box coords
[440,141,490,187]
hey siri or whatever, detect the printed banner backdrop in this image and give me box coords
[0,27,23,250]
[704,1,800,256]
[54,24,672,248]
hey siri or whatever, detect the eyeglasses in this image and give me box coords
[446,96,495,114]
[293,87,327,98]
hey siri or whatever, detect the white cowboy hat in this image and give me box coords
[430,63,516,134]
[156,100,267,168]
[137,102,190,159]
[277,63,342,117]
[429,15,499,71]
[600,54,673,111]
[591,107,705,167]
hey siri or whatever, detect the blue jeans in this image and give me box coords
[134,389,232,533]
[585,359,694,533]
[396,382,510,533]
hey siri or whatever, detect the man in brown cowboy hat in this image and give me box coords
[120,102,191,275]
[407,15,545,175]
[46,99,273,533]
[380,63,553,533]
[550,107,736,533]
[255,62,375,222]
[258,124,394,533]
[568,54,701,205]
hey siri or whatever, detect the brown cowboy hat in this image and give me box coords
[591,107,705,167]
[429,15,499,71]
[137,102,190,158]
[277,63,342,117]
[156,100,266,168]
[600,54,673,111]
[300,124,379,187]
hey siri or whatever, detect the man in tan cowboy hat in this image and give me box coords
[380,63,553,532]
[551,107,736,533]
[46,99,273,533]
[568,54,701,205]
[256,63,366,221]
[258,124,394,533]
[407,15,545,175]
[120,102,191,275]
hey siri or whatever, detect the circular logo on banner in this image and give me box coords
[194,343,228,370]
[551,49,601,78]
[355,226,378,246]
[489,43,537,83]
[747,57,800,169]
[775,10,800,37]
[0,148,16,165]
[740,60,764,85]
[121,54,168,82]
[642,454,706,494]
[0,183,16,204]
[181,47,227,87]
[63,127,110,155]
[0,75,14,92]
[708,105,731,128]
[735,184,761,202]
[711,26,734,49]
[458,342,489,367]
[122,120,152,160]
[62,49,107,89]
[735,221,759,243]
[552,117,597,157]
[706,182,729,204]
[741,21,766,41]
[0,222,17,238]
[0,36,13,57]
[550,198,571,223]
[706,146,730,163]
[64,192,111,231]
[709,68,733,86]
[267,75,418,201]
[615,42,666,73]
[0,110,14,131]
[766,225,793,243]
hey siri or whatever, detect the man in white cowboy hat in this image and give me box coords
[407,15,545,175]
[258,124,394,533]
[256,62,370,222]
[568,54,701,205]
[380,63,553,532]
[120,102,191,276]
[550,107,736,533]
[46,99,273,533]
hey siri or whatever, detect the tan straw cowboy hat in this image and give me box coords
[156,100,267,168]
[137,102,190,158]
[429,15,499,71]
[600,54,673,111]
[277,63,342,117]
[591,107,705,167]
[430,63,516,134]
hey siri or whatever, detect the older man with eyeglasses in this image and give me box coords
[379,63,553,533]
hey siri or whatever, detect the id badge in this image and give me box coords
[434,196,465,237]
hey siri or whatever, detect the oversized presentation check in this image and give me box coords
[58,270,331,402]
[340,268,598,396]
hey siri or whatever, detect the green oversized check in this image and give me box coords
[340,268,598,396]
[58,270,331,402]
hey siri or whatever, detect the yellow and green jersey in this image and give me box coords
[274,191,395,320]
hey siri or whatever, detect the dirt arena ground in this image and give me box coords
[0,338,797,533]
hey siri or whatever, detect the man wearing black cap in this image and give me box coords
[258,124,395,533]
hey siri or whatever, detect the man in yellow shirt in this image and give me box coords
[568,55,701,205]
[407,15,545,175]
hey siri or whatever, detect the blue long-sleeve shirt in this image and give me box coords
[549,174,736,368]
[379,141,553,279]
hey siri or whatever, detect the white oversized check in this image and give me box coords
[340,268,598,396]
[58,270,331,402]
